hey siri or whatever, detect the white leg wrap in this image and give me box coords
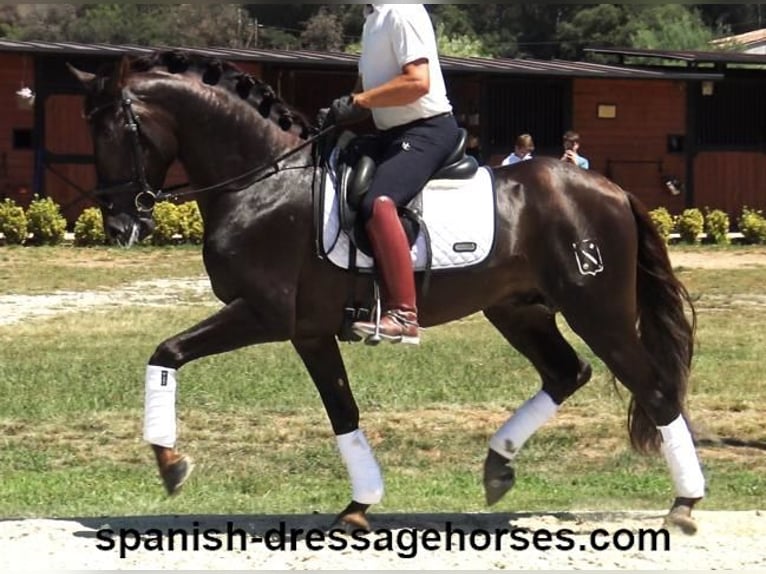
[489,390,559,459]
[659,414,705,499]
[143,365,177,448]
[336,429,384,505]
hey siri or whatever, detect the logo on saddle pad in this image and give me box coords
[572,239,604,276]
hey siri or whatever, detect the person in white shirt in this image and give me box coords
[328,4,460,345]
[501,133,535,166]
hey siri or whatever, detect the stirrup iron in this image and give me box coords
[365,280,383,346]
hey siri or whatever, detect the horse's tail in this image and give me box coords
[626,192,696,454]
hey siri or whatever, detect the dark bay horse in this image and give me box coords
[69,52,704,534]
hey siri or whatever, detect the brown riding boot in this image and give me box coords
[352,197,420,345]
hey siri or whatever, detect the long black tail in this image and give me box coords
[627,192,696,454]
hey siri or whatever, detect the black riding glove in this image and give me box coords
[328,94,370,127]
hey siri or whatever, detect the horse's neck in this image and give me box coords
[160,83,299,187]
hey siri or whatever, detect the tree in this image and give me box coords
[436,23,491,58]
[1,4,80,41]
[556,5,634,60]
[631,5,727,52]
[300,8,344,52]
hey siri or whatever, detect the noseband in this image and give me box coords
[90,89,336,215]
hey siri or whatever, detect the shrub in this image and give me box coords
[676,208,704,244]
[150,201,182,245]
[0,198,28,245]
[737,207,766,245]
[178,201,204,244]
[73,207,106,246]
[26,195,67,245]
[648,207,675,243]
[704,208,730,245]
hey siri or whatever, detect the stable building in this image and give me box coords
[0,40,763,225]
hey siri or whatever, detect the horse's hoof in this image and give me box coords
[483,448,516,506]
[663,497,700,535]
[160,455,194,496]
[331,501,371,533]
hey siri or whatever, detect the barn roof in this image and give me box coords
[586,46,766,67]
[0,39,724,80]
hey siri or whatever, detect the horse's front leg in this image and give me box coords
[145,297,291,495]
[292,336,382,532]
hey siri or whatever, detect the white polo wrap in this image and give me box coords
[143,365,177,448]
[336,428,384,504]
[658,414,706,499]
[489,390,559,459]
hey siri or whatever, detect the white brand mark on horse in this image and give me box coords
[573,240,604,276]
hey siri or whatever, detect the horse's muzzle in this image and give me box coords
[104,212,154,247]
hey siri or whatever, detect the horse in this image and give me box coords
[68,51,704,534]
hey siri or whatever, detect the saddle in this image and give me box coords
[336,127,479,257]
[314,127,481,343]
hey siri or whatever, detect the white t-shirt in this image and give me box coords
[359,4,452,131]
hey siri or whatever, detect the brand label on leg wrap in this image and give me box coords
[336,429,384,504]
[659,415,705,499]
[489,390,558,459]
[144,365,177,448]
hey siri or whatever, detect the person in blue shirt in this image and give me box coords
[561,130,589,169]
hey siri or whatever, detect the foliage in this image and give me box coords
[435,22,491,58]
[556,4,632,60]
[704,208,730,245]
[299,7,344,51]
[676,208,705,244]
[73,207,106,247]
[178,202,204,244]
[1,4,253,48]
[0,198,28,245]
[648,207,675,243]
[25,195,67,246]
[737,207,766,245]
[150,201,182,246]
[0,4,755,58]
[630,5,726,51]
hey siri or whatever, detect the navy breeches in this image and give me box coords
[359,113,460,222]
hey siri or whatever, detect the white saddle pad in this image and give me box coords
[321,165,496,271]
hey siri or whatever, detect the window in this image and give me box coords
[696,79,766,149]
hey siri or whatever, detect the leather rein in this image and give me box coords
[90,89,335,214]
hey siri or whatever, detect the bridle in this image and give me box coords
[90,89,336,214]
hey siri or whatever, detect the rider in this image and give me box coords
[328,3,460,345]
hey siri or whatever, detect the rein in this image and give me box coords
[92,90,337,213]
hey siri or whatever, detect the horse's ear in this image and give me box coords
[66,63,97,90]
[107,56,131,95]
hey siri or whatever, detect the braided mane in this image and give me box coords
[130,50,317,139]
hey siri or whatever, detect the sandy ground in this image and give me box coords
[1,250,764,570]
[0,510,764,570]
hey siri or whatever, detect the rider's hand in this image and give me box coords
[328,94,370,127]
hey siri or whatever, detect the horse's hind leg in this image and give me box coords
[482,300,592,505]
[563,308,704,534]
[292,336,382,532]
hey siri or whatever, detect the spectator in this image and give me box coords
[561,130,589,169]
[501,133,534,166]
